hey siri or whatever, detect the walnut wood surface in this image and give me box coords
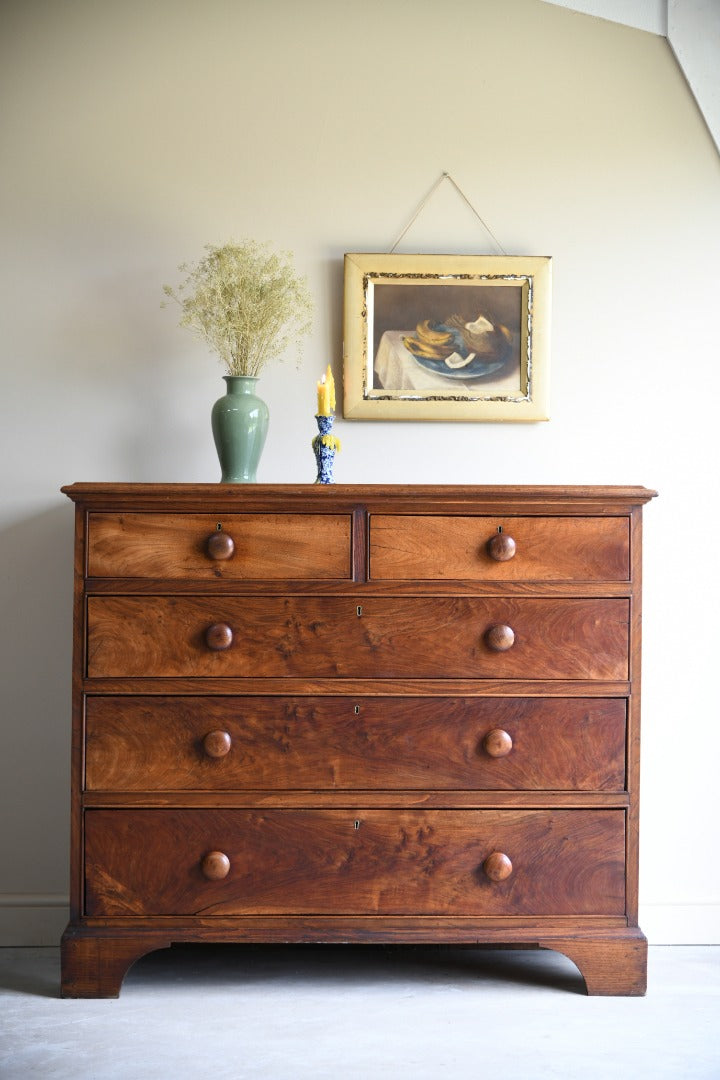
[63,483,658,515]
[548,933,648,995]
[62,482,654,997]
[87,513,352,579]
[60,924,646,998]
[84,792,629,810]
[84,696,626,792]
[206,532,235,561]
[483,851,513,881]
[485,624,516,652]
[84,808,626,918]
[202,730,232,759]
[370,515,630,581]
[82,676,632,697]
[204,622,233,651]
[86,596,629,680]
[60,929,173,998]
[483,728,514,758]
[200,851,231,880]
[487,533,517,562]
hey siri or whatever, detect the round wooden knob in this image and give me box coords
[486,624,515,652]
[206,532,235,560]
[203,730,232,758]
[201,851,231,880]
[487,533,516,562]
[483,728,513,758]
[483,851,513,882]
[205,623,233,651]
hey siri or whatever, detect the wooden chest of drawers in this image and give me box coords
[60,483,655,997]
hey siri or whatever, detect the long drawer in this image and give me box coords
[86,596,629,680]
[87,513,353,580]
[370,515,629,581]
[84,808,626,917]
[84,696,627,792]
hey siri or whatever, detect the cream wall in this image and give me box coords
[1,0,718,945]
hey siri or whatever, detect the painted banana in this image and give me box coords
[415,320,453,347]
[402,336,447,360]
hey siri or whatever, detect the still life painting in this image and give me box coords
[343,253,551,421]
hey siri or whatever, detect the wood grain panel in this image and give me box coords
[85,696,626,792]
[370,515,629,581]
[86,596,629,680]
[87,513,352,579]
[84,808,626,917]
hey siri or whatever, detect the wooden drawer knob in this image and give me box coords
[487,533,516,562]
[206,532,235,560]
[203,730,232,758]
[201,851,231,880]
[205,623,233,651]
[483,728,513,757]
[483,851,513,882]
[486,624,515,652]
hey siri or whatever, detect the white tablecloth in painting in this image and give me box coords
[374,330,519,395]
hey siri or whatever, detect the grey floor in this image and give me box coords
[1,945,718,1079]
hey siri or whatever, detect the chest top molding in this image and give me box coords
[61,483,658,515]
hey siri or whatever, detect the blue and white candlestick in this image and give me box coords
[312,414,340,484]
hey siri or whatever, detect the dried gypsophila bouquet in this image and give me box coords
[163,240,313,377]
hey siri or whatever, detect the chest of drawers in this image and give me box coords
[60,483,655,996]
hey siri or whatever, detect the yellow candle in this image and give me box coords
[325,364,336,412]
[317,375,327,415]
[317,367,335,416]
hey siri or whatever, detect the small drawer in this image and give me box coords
[370,515,629,581]
[84,808,626,917]
[86,513,352,580]
[85,696,627,792]
[86,596,629,680]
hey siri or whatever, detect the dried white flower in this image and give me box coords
[163,240,313,377]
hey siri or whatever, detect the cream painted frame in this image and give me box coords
[342,253,551,421]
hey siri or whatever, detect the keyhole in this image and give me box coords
[357,606,363,617]
[497,525,503,534]
[354,820,360,830]
[354,705,360,715]
[216,523,223,531]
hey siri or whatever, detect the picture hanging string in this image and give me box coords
[388,172,507,256]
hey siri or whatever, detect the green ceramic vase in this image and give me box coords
[211,375,269,483]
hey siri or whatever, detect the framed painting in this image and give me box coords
[342,253,551,421]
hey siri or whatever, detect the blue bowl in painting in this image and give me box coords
[409,322,513,380]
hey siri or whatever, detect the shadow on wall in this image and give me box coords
[0,504,74,894]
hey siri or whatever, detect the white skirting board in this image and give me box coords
[0,896,69,947]
[640,904,720,947]
[1,896,719,947]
